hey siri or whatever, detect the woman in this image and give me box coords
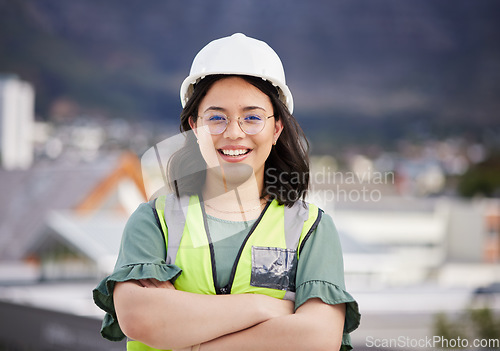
[93,33,360,351]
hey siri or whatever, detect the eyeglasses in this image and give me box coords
[198,112,274,135]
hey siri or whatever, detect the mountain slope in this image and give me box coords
[1,0,499,142]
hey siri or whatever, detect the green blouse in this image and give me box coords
[93,201,360,350]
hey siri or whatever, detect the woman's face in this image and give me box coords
[190,76,283,184]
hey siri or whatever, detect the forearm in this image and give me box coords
[114,281,290,349]
[202,299,346,351]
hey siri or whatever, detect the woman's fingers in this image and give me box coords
[156,280,176,289]
[138,278,176,289]
[257,294,295,320]
[138,279,155,288]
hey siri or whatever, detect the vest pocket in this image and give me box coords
[250,246,298,292]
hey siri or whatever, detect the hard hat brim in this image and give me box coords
[180,72,294,114]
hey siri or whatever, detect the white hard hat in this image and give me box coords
[180,33,294,113]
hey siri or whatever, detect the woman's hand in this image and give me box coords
[259,295,294,319]
[138,278,176,289]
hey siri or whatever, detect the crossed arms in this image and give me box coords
[114,279,345,351]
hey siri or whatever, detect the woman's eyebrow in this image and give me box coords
[203,106,226,113]
[242,106,266,112]
[203,105,267,113]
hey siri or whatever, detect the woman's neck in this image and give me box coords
[201,167,266,221]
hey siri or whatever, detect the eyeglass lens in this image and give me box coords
[202,113,269,135]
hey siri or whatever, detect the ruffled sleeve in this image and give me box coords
[295,212,361,351]
[92,202,182,341]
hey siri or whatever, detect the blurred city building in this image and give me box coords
[323,197,500,289]
[310,153,500,288]
[0,152,146,278]
[0,151,145,350]
[308,154,500,346]
[0,74,35,170]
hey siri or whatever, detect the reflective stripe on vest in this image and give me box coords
[131,194,322,351]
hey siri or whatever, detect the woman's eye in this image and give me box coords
[208,115,226,122]
[244,115,263,122]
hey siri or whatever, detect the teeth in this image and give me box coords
[221,149,248,156]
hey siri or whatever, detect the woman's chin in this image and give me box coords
[206,163,255,189]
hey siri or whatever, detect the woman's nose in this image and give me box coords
[223,118,245,138]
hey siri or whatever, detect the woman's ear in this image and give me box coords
[189,116,198,138]
[274,118,284,142]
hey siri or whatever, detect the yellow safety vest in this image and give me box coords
[128,194,322,351]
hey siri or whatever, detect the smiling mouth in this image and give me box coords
[218,149,251,157]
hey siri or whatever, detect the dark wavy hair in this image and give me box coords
[167,74,310,207]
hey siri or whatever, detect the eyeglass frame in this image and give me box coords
[197,113,275,135]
